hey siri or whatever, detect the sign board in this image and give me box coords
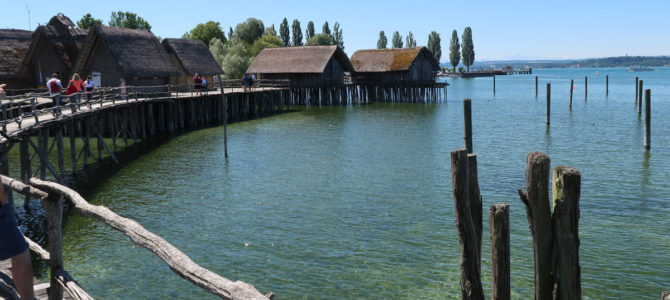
[92,72,102,88]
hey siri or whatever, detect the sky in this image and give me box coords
[2,0,670,62]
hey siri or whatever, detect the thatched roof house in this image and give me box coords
[20,14,88,87]
[350,47,440,84]
[161,38,223,89]
[247,45,354,86]
[72,25,180,89]
[0,29,32,90]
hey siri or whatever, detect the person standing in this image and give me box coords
[46,73,63,116]
[242,73,249,92]
[193,73,202,96]
[84,75,95,107]
[0,183,35,300]
[201,77,207,94]
[119,78,127,100]
[67,73,85,108]
[0,83,6,105]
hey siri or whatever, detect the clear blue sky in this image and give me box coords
[2,0,669,62]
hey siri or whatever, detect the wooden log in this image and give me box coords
[638,80,643,115]
[41,191,64,300]
[39,129,47,179]
[493,75,496,95]
[450,148,484,300]
[30,178,271,300]
[535,76,538,97]
[551,166,581,300]
[584,76,587,99]
[546,83,551,126]
[468,154,482,267]
[56,126,64,175]
[69,120,77,174]
[635,77,638,103]
[490,203,510,300]
[25,138,62,183]
[663,290,670,300]
[463,99,473,154]
[1,174,48,200]
[644,89,651,150]
[569,79,573,109]
[219,77,228,159]
[517,152,553,300]
[606,75,609,96]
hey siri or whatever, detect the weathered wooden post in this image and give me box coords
[535,76,538,97]
[218,77,228,158]
[644,89,651,151]
[463,99,473,153]
[493,75,496,95]
[635,77,639,103]
[569,79,573,109]
[42,191,64,300]
[546,83,551,125]
[518,152,553,300]
[638,80,643,115]
[606,75,609,96]
[552,166,582,300]
[490,203,510,300]
[584,76,587,99]
[468,154,482,267]
[451,148,484,300]
[663,290,670,300]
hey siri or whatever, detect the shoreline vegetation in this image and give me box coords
[466,55,670,70]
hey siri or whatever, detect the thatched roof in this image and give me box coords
[162,38,223,75]
[20,14,88,74]
[247,45,354,74]
[350,47,440,72]
[73,25,180,78]
[0,29,32,79]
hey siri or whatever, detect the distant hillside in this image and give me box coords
[468,56,670,69]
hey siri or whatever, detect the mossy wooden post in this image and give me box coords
[584,76,587,99]
[490,203,510,300]
[463,99,473,154]
[518,152,553,300]
[569,79,573,109]
[535,76,538,97]
[644,89,651,151]
[451,148,484,300]
[468,153,482,267]
[552,166,582,300]
[635,77,638,103]
[606,75,609,96]
[546,84,551,126]
[42,191,64,300]
[219,77,228,158]
[638,80,643,115]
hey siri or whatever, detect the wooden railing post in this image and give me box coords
[552,166,582,300]
[41,191,64,300]
[490,203,510,300]
[31,97,39,123]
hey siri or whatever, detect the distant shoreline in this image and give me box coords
[442,55,670,70]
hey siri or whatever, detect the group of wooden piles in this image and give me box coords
[288,83,448,105]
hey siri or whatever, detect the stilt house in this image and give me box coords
[20,14,88,87]
[0,29,33,91]
[161,38,223,91]
[246,45,354,87]
[350,46,439,84]
[72,25,180,92]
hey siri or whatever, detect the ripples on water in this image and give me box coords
[44,68,670,299]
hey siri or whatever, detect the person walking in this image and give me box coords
[84,75,95,107]
[46,73,63,116]
[0,183,35,300]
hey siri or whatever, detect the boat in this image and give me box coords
[627,66,655,72]
[595,71,600,75]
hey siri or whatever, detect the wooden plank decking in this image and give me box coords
[0,259,73,300]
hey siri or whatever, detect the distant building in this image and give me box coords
[72,25,180,92]
[0,29,32,91]
[246,45,354,87]
[350,46,440,84]
[161,38,223,91]
[20,14,88,87]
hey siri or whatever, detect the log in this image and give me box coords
[450,148,484,300]
[30,178,270,300]
[638,80,643,115]
[41,191,64,300]
[463,99,473,154]
[517,152,553,300]
[569,79,573,109]
[552,166,581,300]
[490,203,510,300]
[468,154,482,267]
[1,174,48,200]
[546,84,551,126]
[644,89,651,151]
[663,291,670,300]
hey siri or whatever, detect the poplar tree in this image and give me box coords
[461,26,475,72]
[322,21,331,36]
[392,31,403,48]
[228,27,233,40]
[449,30,461,72]
[306,21,315,41]
[333,22,344,50]
[406,31,416,47]
[291,19,303,46]
[427,31,441,63]
[377,31,387,49]
[279,18,290,46]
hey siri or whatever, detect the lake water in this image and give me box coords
[36,68,669,298]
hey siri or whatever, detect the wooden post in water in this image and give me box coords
[42,191,64,300]
[552,166,582,300]
[218,77,228,158]
[468,154,482,270]
[535,76,538,97]
[584,76,587,100]
[644,89,651,151]
[463,99,473,153]
[606,75,609,96]
[546,84,551,125]
[569,79,573,109]
[451,148,485,300]
[635,77,638,103]
[518,152,553,300]
[638,80,643,115]
[493,75,496,95]
[490,203,510,300]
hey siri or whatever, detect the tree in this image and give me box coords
[210,38,250,79]
[77,13,102,30]
[185,21,226,46]
[406,31,416,47]
[279,18,290,46]
[233,18,265,45]
[306,21,315,41]
[322,21,331,36]
[427,31,441,63]
[265,25,277,36]
[228,27,233,40]
[306,33,334,46]
[291,19,303,46]
[333,22,344,50]
[109,11,151,30]
[249,34,283,57]
[449,30,461,72]
[377,31,387,49]
[461,27,475,72]
[392,31,403,48]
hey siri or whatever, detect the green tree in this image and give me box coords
[449,30,461,72]
[108,11,151,30]
[406,31,416,47]
[322,21,331,36]
[461,27,475,72]
[228,27,233,40]
[77,13,102,30]
[210,37,250,79]
[291,19,303,46]
[306,21,315,41]
[306,33,334,46]
[185,21,226,46]
[279,18,290,46]
[377,31,387,49]
[265,25,277,36]
[333,22,344,50]
[427,31,441,63]
[249,34,283,57]
[392,31,403,48]
[233,18,264,45]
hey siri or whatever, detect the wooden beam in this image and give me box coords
[25,137,62,183]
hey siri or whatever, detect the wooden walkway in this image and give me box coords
[0,259,73,300]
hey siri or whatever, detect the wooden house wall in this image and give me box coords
[30,42,70,87]
[407,54,435,82]
[84,40,124,87]
[322,57,345,85]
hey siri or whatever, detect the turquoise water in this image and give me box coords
[50,68,669,299]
